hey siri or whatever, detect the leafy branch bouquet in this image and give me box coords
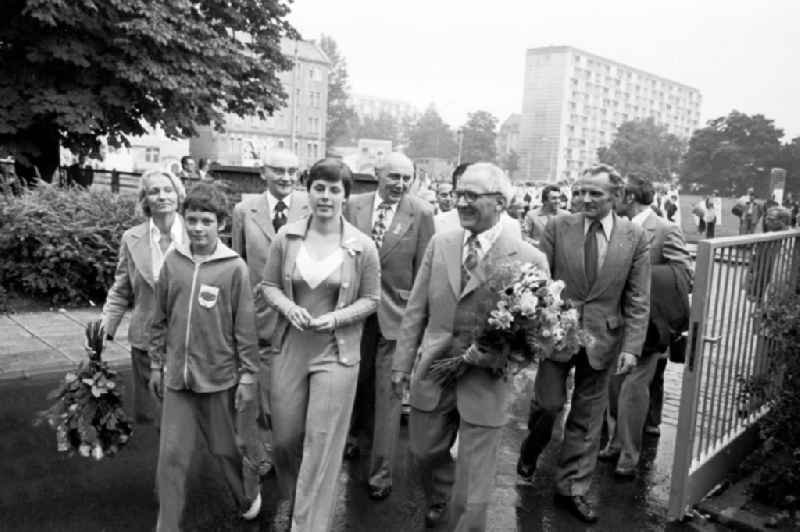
[428,262,593,388]
[35,320,133,459]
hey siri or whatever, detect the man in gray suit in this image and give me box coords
[600,173,692,476]
[231,148,310,453]
[517,163,651,523]
[393,163,548,530]
[344,152,435,500]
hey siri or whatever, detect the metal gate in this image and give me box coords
[668,229,800,521]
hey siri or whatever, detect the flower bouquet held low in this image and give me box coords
[35,320,133,459]
[428,262,593,387]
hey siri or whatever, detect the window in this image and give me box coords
[295,89,301,105]
[145,147,160,163]
[307,142,312,156]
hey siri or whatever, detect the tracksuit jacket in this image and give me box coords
[149,240,258,393]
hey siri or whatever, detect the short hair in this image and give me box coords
[182,183,229,223]
[461,162,514,205]
[541,184,561,203]
[451,162,472,187]
[625,173,655,205]
[582,163,624,191]
[436,181,453,193]
[305,158,353,198]
[375,152,413,177]
[137,170,186,217]
[180,155,194,166]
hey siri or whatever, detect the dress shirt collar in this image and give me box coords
[630,208,652,228]
[584,211,614,240]
[149,215,184,245]
[266,190,292,214]
[463,217,504,256]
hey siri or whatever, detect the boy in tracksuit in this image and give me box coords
[149,184,261,531]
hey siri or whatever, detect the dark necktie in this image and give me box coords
[461,234,480,291]
[371,202,392,248]
[273,200,287,232]
[585,220,602,287]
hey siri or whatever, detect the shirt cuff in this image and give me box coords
[239,373,256,384]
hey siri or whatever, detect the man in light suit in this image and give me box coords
[393,163,548,530]
[231,149,310,446]
[517,163,651,523]
[600,173,692,476]
[344,152,435,500]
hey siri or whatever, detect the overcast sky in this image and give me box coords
[288,0,800,139]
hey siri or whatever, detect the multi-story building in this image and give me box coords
[519,46,701,183]
[189,38,330,168]
[349,94,418,122]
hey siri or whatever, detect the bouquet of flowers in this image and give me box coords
[35,320,133,459]
[428,262,593,388]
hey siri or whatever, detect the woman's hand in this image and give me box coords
[148,369,163,401]
[309,313,336,332]
[287,305,313,331]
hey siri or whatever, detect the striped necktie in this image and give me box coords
[461,233,480,291]
[372,202,392,248]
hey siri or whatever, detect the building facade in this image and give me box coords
[349,94,418,122]
[189,38,330,168]
[519,46,701,183]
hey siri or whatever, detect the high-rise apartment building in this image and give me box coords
[519,46,701,182]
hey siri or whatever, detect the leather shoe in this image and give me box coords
[554,493,598,523]
[368,485,392,501]
[614,464,636,478]
[424,503,447,528]
[516,459,536,482]
[598,446,620,461]
[343,442,360,460]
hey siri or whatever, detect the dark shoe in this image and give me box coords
[644,425,661,436]
[598,446,620,461]
[554,494,598,523]
[614,464,636,478]
[343,441,360,460]
[368,485,392,501]
[424,503,447,528]
[516,459,536,482]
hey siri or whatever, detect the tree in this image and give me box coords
[0,0,297,181]
[597,118,685,182]
[318,34,357,148]
[460,110,498,163]
[680,111,784,196]
[357,111,399,143]
[499,149,520,174]
[777,136,800,196]
[406,106,457,160]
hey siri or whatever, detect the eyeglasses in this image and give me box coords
[266,165,298,176]
[386,172,412,181]
[454,190,500,203]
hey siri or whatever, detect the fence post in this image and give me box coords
[111,169,120,194]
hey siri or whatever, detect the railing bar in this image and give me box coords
[742,241,768,416]
[731,244,752,432]
[716,246,737,441]
[705,247,727,454]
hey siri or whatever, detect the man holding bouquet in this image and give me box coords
[393,163,548,531]
[517,163,651,523]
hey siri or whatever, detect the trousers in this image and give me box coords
[131,347,161,427]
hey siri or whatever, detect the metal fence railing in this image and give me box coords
[668,229,800,520]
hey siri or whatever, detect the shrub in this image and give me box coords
[0,183,140,305]
[739,291,800,511]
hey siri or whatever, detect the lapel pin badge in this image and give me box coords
[393,223,404,235]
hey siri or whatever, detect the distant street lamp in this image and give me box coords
[457,128,464,166]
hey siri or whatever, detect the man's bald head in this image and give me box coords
[261,149,300,199]
[375,152,414,203]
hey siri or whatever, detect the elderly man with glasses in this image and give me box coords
[231,148,310,474]
[344,151,436,501]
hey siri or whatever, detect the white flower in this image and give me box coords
[489,308,514,330]
[552,327,566,341]
[92,444,104,461]
[518,291,539,317]
[547,280,566,302]
[65,372,77,383]
[78,443,91,457]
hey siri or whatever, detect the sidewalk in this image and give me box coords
[0,308,131,380]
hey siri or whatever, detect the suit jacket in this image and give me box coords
[259,217,381,367]
[231,191,310,343]
[524,206,569,243]
[345,192,435,340]
[540,213,651,370]
[641,210,692,274]
[101,218,189,350]
[393,224,549,427]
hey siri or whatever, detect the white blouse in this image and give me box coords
[295,244,344,290]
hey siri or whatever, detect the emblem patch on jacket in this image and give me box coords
[198,284,220,309]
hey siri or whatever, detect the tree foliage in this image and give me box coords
[0,0,297,180]
[680,111,784,196]
[406,106,457,160]
[597,118,685,182]
[318,34,357,148]
[460,110,498,163]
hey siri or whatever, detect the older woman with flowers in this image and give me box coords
[99,169,186,427]
[260,158,380,531]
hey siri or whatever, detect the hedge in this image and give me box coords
[0,184,140,306]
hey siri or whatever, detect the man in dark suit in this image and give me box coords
[600,173,692,477]
[393,163,548,530]
[345,152,435,500]
[517,163,651,523]
[231,148,310,470]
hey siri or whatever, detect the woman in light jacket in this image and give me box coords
[260,158,380,531]
[100,169,186,427]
